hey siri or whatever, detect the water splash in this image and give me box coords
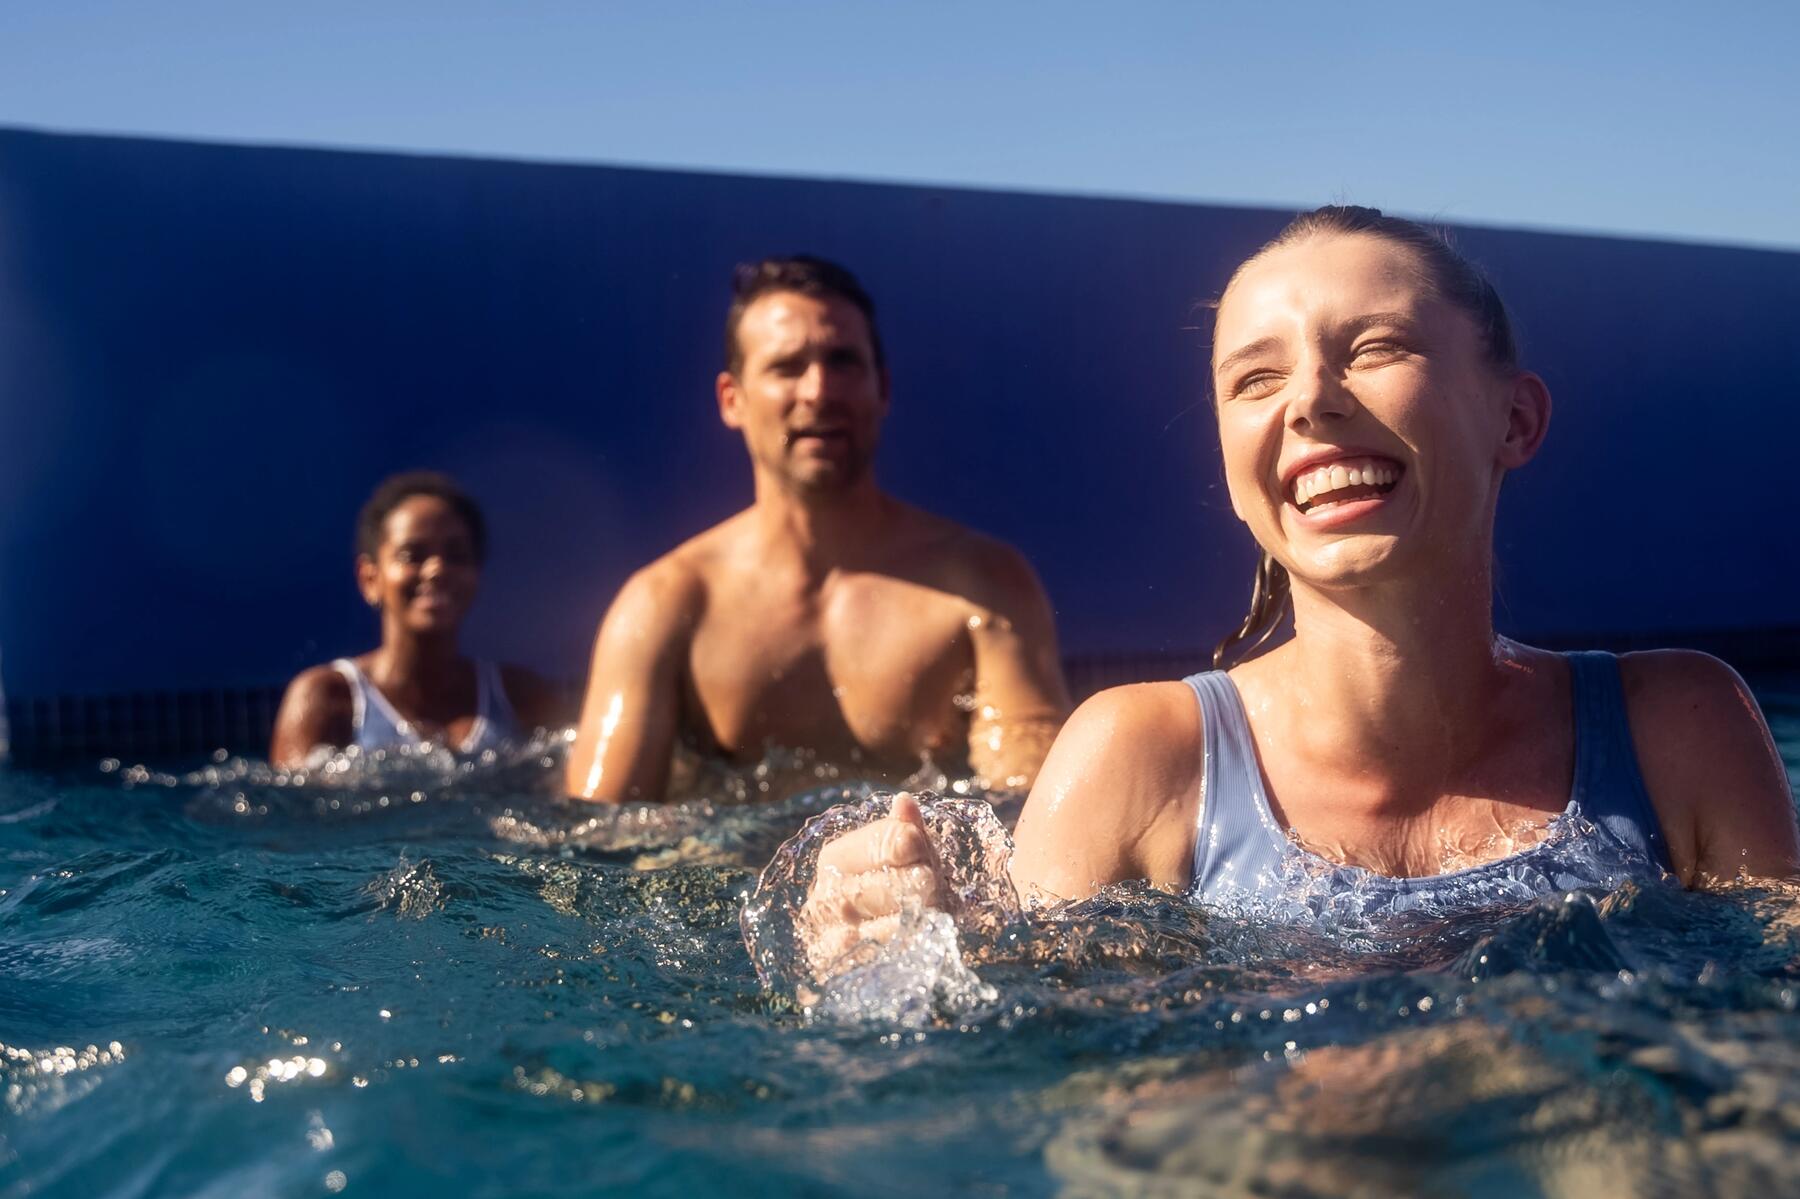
[741,791,1020,1024]
[1,1039,127,1118]
[666,740,964,805]
[802,906,997,1028]
[1225,810,1672,931]
[106,725,572,794]
[491,782,871,860]
[367,853,446,920]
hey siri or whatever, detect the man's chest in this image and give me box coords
[684,579,975,753]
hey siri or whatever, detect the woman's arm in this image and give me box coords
[1008,683,1203,902]
[800,683,1202,967]
[1623,650,1799,886]
[269,666,355,769]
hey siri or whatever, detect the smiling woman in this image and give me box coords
[800,206,1800,955]
[268,471,563,767]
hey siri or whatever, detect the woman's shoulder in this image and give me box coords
[1060,680,1204,754]
[1616,647,1747,699]
[1614,649,1798,884]
[1614,649,1768,763]
[270,662,358,768]
[1010,681,1205,897]
[281,661,356,706]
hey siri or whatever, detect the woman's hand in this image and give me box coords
[798,793,949,977]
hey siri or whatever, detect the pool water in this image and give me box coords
[4,677,1800,1198]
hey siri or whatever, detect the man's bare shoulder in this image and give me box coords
[605,545,710,636]
[632,508,770,594]
[885,503,1045,609]
[647,508,767,584]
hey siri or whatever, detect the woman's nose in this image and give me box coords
[1285,365,1357,432]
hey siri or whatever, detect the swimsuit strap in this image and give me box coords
[329,658,366,734]
[476,660,518,732]
[1184,670,1287,898]
[331,657,416,750]
[1564,651,1673,871]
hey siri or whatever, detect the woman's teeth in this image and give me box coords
[1292,458,1401,511]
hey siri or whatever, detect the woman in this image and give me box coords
[270,471,562,768]
[805,207,1796,951]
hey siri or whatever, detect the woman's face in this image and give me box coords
[1210,232,1545,592]
[356,495,481,635]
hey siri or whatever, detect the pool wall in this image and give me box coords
[3,127,1798,759]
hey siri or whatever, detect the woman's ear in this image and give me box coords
[356,554,381,609]
[1498,371,1552,469]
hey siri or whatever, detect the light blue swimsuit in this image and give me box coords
[332,658,519,756]
[1185,651,1674,920]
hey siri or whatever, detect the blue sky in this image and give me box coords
[2,1,1796,249]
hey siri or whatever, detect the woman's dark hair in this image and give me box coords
[1211,205,1518,669]
[723,255,885,375]
[355,471,487,563]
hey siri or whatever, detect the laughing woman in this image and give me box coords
[271,472,563,768]
[805,207,1796,951]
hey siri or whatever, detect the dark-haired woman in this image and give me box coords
[271,472,563,768]
[803,208,1796,957]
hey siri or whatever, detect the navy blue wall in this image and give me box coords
[2,128,1798,701]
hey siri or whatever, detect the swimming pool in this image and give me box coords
[5,677,1799,1197]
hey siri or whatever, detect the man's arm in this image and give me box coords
[564,564,700,803]
[961,542,1071,790]
[1623,650,1799,886]
[270,666,354,769]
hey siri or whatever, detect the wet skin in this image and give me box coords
[270,496,562,767]
[566,291,1070,802]
[806,232,1798,952]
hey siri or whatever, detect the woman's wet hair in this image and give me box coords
[355,471,488,564]
[723,255,885,375]
[1211,206,1518,669]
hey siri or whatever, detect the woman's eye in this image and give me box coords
[1354,340,1406,361]
[1232,372,1282,399]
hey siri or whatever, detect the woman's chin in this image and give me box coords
[1283,539,1412,589]
[401,612,465,636]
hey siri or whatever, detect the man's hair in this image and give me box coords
[355,470,487,563]
[723,255,885,375]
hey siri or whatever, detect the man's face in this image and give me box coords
[718,291,889,495]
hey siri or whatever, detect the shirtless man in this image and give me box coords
[566,256,1069,802]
